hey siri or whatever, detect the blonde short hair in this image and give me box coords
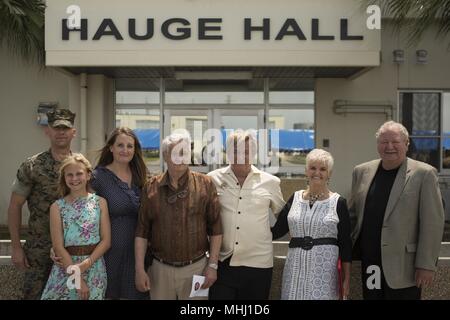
[305,148,334,173]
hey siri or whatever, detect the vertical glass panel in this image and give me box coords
[269,109,314,177]
[408,137,440,169]
[165,92,264,104]
[164,79,264,104]
[220,116,258,131]
[220,115,259,167]
[443,93,450,134]
[115,91,159,104]
[217,112,264,169]
[443,137,450,169]
[443,93,450,169]
[115,108,161,173]
[168,113,209,171]
[400,92,440,136]
[269,91,314,104]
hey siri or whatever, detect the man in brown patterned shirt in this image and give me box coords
[135,132,222,300]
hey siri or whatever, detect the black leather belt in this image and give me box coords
[289,237,338,250]
[152,254,206,267]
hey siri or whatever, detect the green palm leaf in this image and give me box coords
[367,0,450,46]
[0,0,45,66]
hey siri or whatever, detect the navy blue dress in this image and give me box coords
[91,167,148,300]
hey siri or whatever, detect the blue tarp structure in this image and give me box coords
[409,131,450,150]
[413,138,450,150]
[134,128,315,152]
[271,129,314,152]
[133,129,160,150]
[133,128,447,152]
[445,137,450,149]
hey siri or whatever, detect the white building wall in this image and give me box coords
[86,75,105,162]
[67,74,113,164]
[1,21,450,226]
[316,23,450,198]
[0,48,75,225]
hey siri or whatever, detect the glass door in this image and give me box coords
[163,107,265,172]
[164,109,212,173]
[212,108,265,170]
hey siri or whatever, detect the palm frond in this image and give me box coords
[0,0,46,66]
[366,0,450,46]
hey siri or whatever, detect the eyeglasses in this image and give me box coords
[167,189,188,204]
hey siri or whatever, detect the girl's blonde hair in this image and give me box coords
[58,153,93,197]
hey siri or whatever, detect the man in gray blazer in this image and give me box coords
[350,121,444,300]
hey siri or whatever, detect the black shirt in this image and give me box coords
[359,164,399,265]
[271,194,352,262]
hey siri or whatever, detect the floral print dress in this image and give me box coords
[41,193,107,300]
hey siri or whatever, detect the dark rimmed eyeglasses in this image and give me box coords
[167,189,188,204]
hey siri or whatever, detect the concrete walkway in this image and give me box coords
[1,240,450,300]
[270,241,450,300]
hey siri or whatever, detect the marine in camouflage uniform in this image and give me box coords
[9,109,76,300]
[12,151,63,299]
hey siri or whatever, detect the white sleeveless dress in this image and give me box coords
[281,190,341,300]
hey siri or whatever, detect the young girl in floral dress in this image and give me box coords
[41,154,111,300]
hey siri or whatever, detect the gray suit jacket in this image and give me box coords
[349,158,444,289]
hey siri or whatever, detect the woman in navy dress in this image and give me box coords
[91,127,149,299]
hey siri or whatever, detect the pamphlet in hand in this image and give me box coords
[189,275,209,298]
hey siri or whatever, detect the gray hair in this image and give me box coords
[226,129,257,164]
[161,131,191,155]
[306,149,334,173]
[375,121,409,142]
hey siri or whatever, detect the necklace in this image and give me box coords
[306,191,326,207]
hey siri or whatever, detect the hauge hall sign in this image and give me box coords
[62,16,365,41]
[45,0,381,67]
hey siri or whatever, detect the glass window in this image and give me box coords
[164,79,264,104]
[115,107,160,173]
[443,137,450,169]
[167,112,210,171]
[136,120,159,129]
[408,137,440,169]
[400,92,442,170]
[116,91,159,104]
[269,91,314,105]
[269,108,314,177]
[443,93,450,169]
[219,114,261,168]
[400,92,440,136]
[165,91,264,104]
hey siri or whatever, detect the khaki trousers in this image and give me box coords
[149,257,208,300]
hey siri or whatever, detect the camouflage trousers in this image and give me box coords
[22,241,53,300]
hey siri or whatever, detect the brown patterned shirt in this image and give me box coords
[136,169,222,263]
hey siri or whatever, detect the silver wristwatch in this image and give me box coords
[208,262,218,270]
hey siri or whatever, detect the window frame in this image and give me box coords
[398,89,449,175]
[114,79,315,176]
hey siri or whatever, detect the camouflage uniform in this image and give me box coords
[12,150,63,300]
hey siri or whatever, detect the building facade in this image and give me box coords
[1,0,449,225]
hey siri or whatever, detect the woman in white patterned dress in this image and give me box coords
[271,149,352,300]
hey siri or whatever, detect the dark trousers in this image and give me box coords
[23,243,53,300]
[209,257,273,300]
[361,261,421,300]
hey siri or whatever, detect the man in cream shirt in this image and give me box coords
[207,129,285,300]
